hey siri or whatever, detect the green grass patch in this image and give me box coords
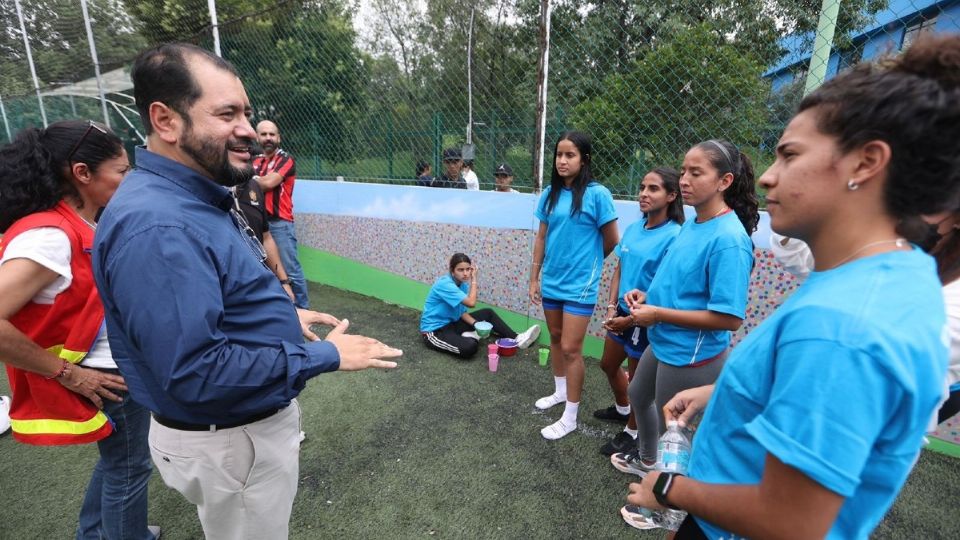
[1,282,957,538]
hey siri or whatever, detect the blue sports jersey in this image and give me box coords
[534,182,617,303]
[689,249,948,540]
[613,218,681,311]
[646,211,753,366]
[420,274,469,332]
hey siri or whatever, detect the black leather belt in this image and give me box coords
[152,407,283,432]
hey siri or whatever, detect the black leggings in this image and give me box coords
[421,308,516,359]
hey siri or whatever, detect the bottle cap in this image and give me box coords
[666,420,678,427]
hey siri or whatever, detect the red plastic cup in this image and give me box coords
[487,343,499,355]
[488,353,499,372]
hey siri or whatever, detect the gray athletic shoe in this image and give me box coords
[610,450,656,477]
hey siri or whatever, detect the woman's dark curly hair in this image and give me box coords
[694,139,760,235]
[798,34,960,223]
[0,120,122,232]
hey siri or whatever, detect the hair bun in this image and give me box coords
[894,35,960,90]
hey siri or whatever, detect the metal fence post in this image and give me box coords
[804,0,842,95]
[432,111,442,172]
[208,0,222,57]
[79,0,111,127]
[0,94,11,142]
[532,0,552,192]
[13,0,47,127]
[387,112,394,179]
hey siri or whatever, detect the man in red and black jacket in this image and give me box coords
[253,120,310,308]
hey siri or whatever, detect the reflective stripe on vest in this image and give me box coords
[9,410,110,435]
[47,344,88,364]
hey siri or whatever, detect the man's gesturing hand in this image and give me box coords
[324,319,402,370]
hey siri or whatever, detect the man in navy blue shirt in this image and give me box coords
[93,43,401,539]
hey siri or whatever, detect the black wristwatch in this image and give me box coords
[279,278,292,285]
[653,472,683,510]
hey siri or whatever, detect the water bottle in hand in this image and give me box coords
[652,420,691,531]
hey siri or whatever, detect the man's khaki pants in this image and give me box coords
[149,401,301,540]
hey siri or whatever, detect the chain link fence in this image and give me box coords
[1,0,958,198]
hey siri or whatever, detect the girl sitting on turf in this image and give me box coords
[612,139,759,481]
[529,131,620,440]
[420,253,540,359]
[596,167,684,457]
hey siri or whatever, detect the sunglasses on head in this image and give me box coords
[66,120,108,163]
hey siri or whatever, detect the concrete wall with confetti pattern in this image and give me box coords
[292,180,958,453]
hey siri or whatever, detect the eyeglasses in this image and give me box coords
[229,205,268,268]
[66,120,108,163]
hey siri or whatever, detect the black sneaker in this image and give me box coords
[600,431,637,456]
[593,405,630,423]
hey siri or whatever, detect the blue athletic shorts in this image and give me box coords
[541,297,596,318]
[606,306,649,358]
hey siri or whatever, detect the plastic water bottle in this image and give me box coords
[652,420,691,531]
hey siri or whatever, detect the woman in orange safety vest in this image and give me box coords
[0,120,157,539]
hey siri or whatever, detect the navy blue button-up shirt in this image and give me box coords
[93,147,339,424]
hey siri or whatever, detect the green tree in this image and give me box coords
[123,0,369,166]
[571,23,769,181]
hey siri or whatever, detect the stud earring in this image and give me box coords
[846,179,860,191]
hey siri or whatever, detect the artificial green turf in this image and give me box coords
[1,282,958,539]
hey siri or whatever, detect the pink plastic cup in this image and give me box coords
[488,353,499,372]
[487,343,499,355]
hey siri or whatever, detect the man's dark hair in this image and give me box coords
[131,43,240,135]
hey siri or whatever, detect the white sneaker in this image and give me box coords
[461,331,480,340]
[0,395,10,435]
[516,325,541,349]
[541,419,576,440]
[621,505,659,530]
[535,392,566,410]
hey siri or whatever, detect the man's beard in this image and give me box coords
[261,141,277,154]
[181,126,254,188]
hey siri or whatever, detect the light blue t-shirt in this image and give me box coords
[646,211,753,366]
[613,218,681,311]
[534,182,617,303]
[419,274,469,332]
[689,249,948,540]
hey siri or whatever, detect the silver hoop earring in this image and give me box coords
[846,179,860,191]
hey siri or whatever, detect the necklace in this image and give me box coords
[78,215,97,230]
[696,205,731,223]
[831,238,908,269]
[71,204,97,230]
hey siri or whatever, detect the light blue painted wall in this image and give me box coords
[294,180,775,249]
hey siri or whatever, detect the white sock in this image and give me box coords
[624,428,638,439]
[615,403,631,415]
[554,376,567,396]
[535,377,569,410]
[561,400,580,426]
[541,402,578,440]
